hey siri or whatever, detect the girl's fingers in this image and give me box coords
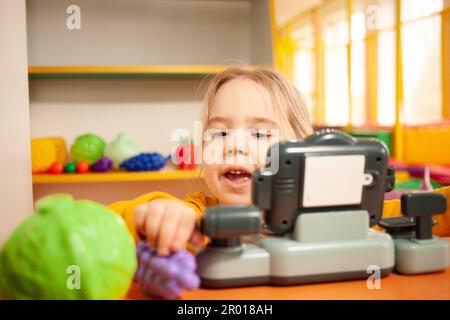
[156,210,181,256]
[134,203,149,235]
[189,230,205,248]
[144,203,165,248]
[170,212,196,252]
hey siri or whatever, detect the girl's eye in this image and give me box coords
[212,131,228,138]
[251,131,272,139]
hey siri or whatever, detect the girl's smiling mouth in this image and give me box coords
[221,166,253,190]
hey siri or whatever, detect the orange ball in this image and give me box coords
[76,160,90,173]
[48,162,64,174]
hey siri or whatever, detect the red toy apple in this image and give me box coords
[48,162,64,174]
[76,160,90,173]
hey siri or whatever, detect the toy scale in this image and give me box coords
[197,130,449,288]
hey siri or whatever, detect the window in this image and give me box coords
[402,0,443,124]
[350,11,367,126]
[292,19,315,122]
[322,0,349,126]
[285,0,447,127]
[294,49,315,119]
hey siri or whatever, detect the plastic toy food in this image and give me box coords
[119,153,167,172]
[48,162,64,174]
[104,133,142,169]
[90,157,112,172]
[0,194,137,299]
[70,134,106,165]
[64,162,76,173]
[175,138,196,170]
[135,241,200,299]
[76,160,90,173]
[31,137,68,172]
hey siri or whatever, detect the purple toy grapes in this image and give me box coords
[90,157,113,172]
[119,153,167,172]
[135,241,200,299]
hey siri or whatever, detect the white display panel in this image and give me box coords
[303,155,367,207]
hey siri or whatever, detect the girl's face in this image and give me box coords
[202,78,282,205]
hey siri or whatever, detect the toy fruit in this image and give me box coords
[70,134,106,165]
[119,153,167,172]
[104,133,142,169]
[64,162,76,173]
[0,194,137,299]
[48,162,64,174]
[135,241,200,299]
[91,157,112,172]
[76,160,90,173]
[31,137,68,173]
[175,138,196,170]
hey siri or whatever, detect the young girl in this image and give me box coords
[109,66,314,256]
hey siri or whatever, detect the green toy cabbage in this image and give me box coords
[0,194,137,300]
[104,133,142,169]
[70,134,106,164]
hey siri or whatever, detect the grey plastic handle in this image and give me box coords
[201,205,262,238]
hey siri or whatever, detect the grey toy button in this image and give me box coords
[379,192,446,239]
[401,193,447,240]
[382,192,449,275]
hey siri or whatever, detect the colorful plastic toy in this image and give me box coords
[31,137,68,173]
[389,158,450,186]
[119,153,167,172]
[0,194,137,299]
[70,134,106,165]
[384,167,442,200]
[64,162,76,173]
[48,162,64,174]
[175,137,197,170]
[135,241,200,300]
[76,160,90,173]
[104,133,142,169]
[91,157,113,172]
[403,124,450,166]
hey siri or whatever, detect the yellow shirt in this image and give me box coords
[109,186,450,242]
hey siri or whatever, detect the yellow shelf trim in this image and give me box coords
[33,170,203,184]
[28,66,229,75]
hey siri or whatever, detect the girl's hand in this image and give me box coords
[134,199,204,256]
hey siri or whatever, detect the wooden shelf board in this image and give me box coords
[28,66,229,79]
[32,170,203,184]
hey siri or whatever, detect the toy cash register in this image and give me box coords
[197,129,448,288]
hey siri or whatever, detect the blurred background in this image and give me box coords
[274,0,448,151]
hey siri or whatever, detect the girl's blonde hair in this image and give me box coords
[202,66,313,140]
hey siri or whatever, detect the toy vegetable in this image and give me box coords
[104,133,142,169]
[91,157,113,172]
[70,134,106,165]
[0,194,136,300]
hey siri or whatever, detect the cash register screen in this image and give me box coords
[302,154,368,208]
